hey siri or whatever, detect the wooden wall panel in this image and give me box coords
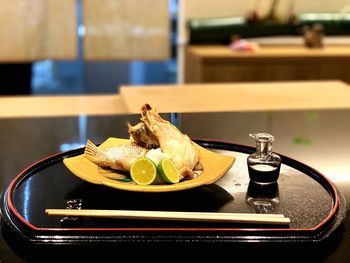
[83,0,170,60]
[0,0,77,62]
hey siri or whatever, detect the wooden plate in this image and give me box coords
[63,137,235,192]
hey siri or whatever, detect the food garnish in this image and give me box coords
[130,158,157,185]
[157,159,180,184]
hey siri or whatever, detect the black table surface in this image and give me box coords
[1,110,350,262]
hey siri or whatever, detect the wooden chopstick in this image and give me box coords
[45,209,290,225]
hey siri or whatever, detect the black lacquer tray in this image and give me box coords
[0,140,346,262]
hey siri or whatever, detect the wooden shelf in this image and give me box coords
[185,45,350,83]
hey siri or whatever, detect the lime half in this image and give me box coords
[157,159,180,184]
[130,158,157,185]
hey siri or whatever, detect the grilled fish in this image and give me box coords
[140,104,199,179]
[84,140,147,172]
[85,103,200,180]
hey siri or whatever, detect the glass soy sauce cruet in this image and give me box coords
[247,133,281,184]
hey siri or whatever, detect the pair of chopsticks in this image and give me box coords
[45,209,290,225]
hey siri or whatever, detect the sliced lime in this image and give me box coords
[157,159,180,184]
[130,158,157,185]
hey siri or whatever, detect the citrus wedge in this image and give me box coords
[130,158,157,185]
[157,159,180,184]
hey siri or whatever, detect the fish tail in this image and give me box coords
[84,140,104,163]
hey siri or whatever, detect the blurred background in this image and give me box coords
[0,0,177,95]
[1,0,350,96]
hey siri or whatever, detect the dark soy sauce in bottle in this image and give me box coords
[247,133,281,184]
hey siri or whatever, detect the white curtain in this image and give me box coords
[0,0,77,61]
[82,0,170,60]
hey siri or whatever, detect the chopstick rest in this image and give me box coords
[45,209,290,225]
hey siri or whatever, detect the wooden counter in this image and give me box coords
[0,95,127,118]
[120,80,350,113]
[184,45,350,83]
[1,80,350,117]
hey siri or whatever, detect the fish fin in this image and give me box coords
[84,140,104,163]
[127,122,134,132]
[180,167,197,180]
